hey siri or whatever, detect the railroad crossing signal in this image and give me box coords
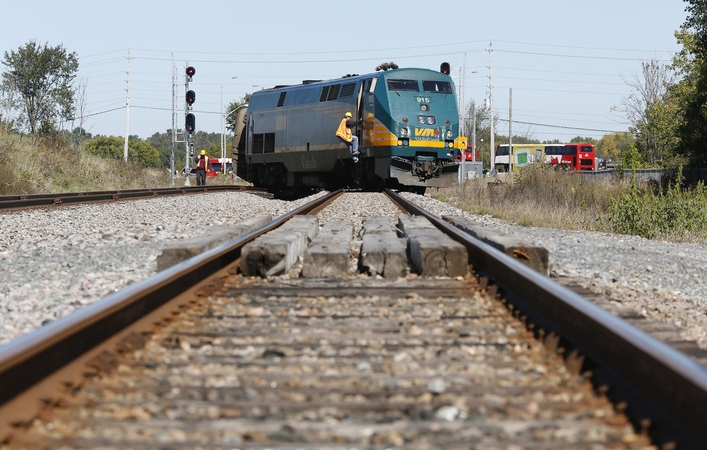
[185,113,196,134]
[185,66,196,134]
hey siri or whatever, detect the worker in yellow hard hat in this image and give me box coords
[335,111,362,163]
[195,150,208,186]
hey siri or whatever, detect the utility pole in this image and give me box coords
[509,88,513,174]
[488,41,495,172]
[472,103,476,162]
[123,50,131,162]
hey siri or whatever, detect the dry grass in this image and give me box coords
[432,165,707,244]
[0,134,248,195]
[436,166,629,231]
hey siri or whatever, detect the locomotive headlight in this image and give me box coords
[446,130,454,139]
[426,117,434,125]
[400,127,409,137]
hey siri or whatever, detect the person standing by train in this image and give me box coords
[195,150,208,186]
[335,112,362,162]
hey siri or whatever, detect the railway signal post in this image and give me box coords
[184,65,196,186]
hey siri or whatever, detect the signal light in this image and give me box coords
[185,113,196,134]
[440,62,450,75]
[186,90,196,106]
[186,66,196,80]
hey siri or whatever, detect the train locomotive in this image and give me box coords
[232,65,466,194]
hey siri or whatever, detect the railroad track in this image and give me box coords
[0,185,267,211]
[1,189,706,449]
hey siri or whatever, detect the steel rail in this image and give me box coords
[385,188,707,449]
[0,185,264,210]
[0,189,344,440]
[3,187,707,447]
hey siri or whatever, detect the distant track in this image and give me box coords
[0,185,266,211]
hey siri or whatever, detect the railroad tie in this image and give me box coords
[156,215,273,272]
[443,215,549,276]
[358,216,409,278]
[397,216,468,278]
[301,220,353,278]
[240,215,319,277]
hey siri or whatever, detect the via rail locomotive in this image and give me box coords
[232,65,466,194]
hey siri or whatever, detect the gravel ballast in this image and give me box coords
[1,191,706,352]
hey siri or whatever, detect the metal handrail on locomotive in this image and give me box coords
[232,64,465,194]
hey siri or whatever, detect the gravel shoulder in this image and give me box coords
[1,190,706,353]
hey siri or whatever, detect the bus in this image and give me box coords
[545,144,595,171]
[494,144,545,172]
[495,143,596,172]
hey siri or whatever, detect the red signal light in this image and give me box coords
[186,90,196,106]
[185,113,196,133]
[440,62,450,75]
[186,66,196,78]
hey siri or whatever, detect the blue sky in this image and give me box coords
[1,0,688,144]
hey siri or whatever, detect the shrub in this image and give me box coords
[607,168,707,239]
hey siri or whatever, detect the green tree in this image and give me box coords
[225,93,251,134]
[130,140,160,168]
[619,59,678,166]
[84,135,123,159]
[147,130,175,168]
[568,136,598,145]
[1,41,79,134]
[598,132,634,161]
[619,141,644,169]
[673,4,707,166]
[84,135,160,167]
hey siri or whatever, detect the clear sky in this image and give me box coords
[1,0,688,144]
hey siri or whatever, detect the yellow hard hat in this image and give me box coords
[200,150,206,155]
[345,112,352,117]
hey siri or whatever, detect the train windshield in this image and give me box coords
[422,80,452,94]
[387,79,419,92]
[496,146,509,156]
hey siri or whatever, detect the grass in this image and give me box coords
[433,164,707,244]
[0,134,245,195]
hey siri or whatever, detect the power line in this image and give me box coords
[496,117,624,134]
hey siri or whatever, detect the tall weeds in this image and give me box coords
[607,169,707,240]
[439,165,707,243]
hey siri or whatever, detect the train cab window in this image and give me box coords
[319,86,329,102]
[339,83,356,97]
[327,84,341,101]
[422,80,452,94]
[277,92,286,107]
[387,79,419,92]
